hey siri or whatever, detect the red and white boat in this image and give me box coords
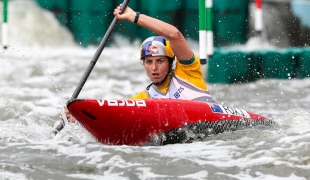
[67,98,275,146]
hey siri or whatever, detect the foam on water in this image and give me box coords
[0,0,76,48]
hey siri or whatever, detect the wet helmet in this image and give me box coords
[140,36,174,60]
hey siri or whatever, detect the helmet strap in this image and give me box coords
[146,72,169,90]
[153,72,170,86]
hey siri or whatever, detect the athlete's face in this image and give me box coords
[143,56,169,83]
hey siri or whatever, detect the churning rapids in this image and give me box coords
[0,1,310,180]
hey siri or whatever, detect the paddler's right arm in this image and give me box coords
[113,5,194,62]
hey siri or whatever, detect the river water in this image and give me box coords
[1,1,310,180]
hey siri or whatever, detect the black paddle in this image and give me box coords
[52,0,131,136]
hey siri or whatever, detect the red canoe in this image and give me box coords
[67,99,275,146]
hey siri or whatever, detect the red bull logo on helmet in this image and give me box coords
[145,45,159,56]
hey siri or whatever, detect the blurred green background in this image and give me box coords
[34,0,249,47]
[34,0,310,82]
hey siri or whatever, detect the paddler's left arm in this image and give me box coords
[130,90,148,100]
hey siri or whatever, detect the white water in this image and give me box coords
[0,1,310,180]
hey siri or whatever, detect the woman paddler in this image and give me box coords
[63,4,215,122]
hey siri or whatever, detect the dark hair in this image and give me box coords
[168,57,174,72]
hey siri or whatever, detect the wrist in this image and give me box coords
[133,12,140,24]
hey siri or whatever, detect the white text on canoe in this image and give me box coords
[97,100,146,107]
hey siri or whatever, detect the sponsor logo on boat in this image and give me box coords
[97,100,146,107]
[210,104,250,118]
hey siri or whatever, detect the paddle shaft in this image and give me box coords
[51,0,130,137]
[70,0,130,102]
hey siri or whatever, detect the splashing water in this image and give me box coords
[0,1,309,179]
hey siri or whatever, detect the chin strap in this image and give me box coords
[146,71,170,90]
[146,82,153,90]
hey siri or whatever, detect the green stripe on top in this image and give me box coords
[205,0,213,31]
[3,0,8,23]
[178,55,195,65]
[199,0,206,31]
[206,8,212,31]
